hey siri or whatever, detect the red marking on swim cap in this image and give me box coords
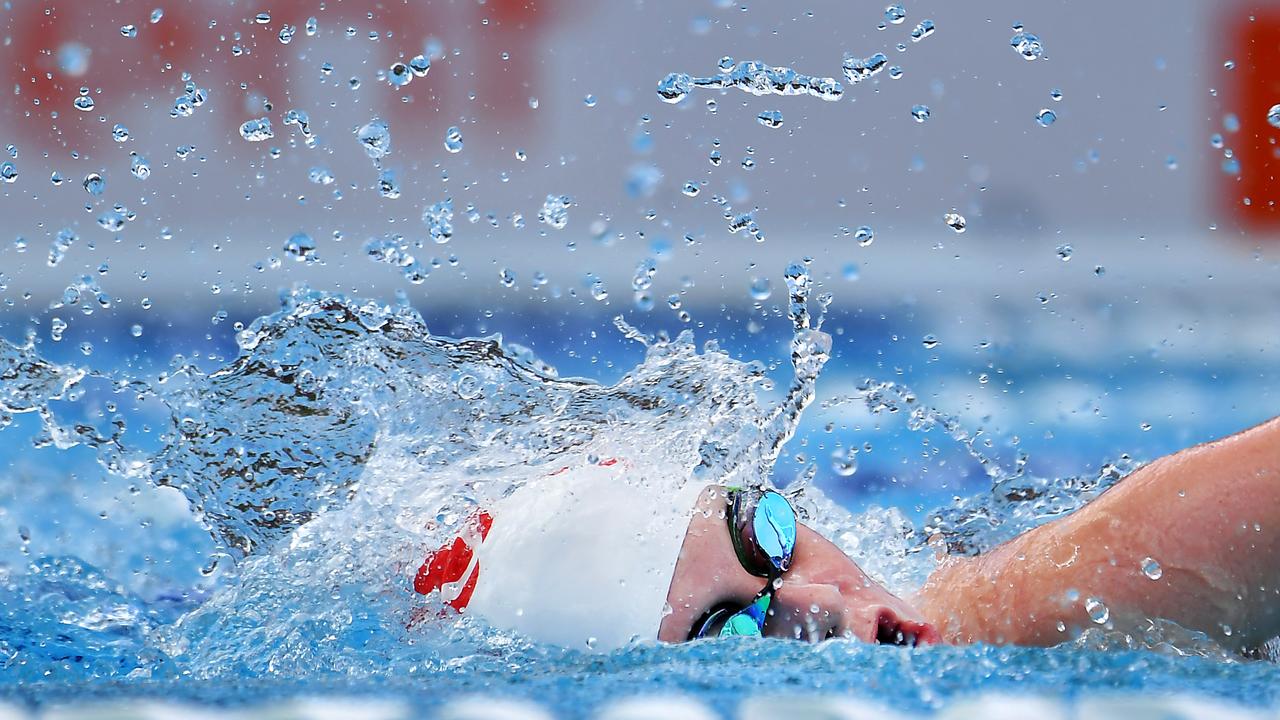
[414,510,493,611]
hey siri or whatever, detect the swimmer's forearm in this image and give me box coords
[918,415,1280,649]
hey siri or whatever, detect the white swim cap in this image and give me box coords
[466,458,704,651]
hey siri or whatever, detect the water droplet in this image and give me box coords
[129,153,150,180]
[831,448,858,476]
[239,117,274,142]
[120,24,137,38]
[584,94,597,107]
[444,126,463,153]
[83,172,105,196]
[254,12,272,24]
[538,194,571,230]
[284,232,316,262]
[888,65,903,80]
[921,333,939,349]
[1141,557,1163,580]
[1268,104,1280,129]
[708,150,722,166]
[308,167,334,185]
[388,62,412,87]
[1050,88,1063,102]
[757,110,783,128]
[885,4,906,24]
[112,124,130,142]
[1056,244,1073,261]
[749,276,771,301]
[1223,59,1235,70]
[911,104,930,122]
[590,277,609,301]
[910,19,935,42]
[97,208,126,232]
[408,54,430,78]
[73,94,95,112]
[682,181,700,197]
[306,17,318,36]
[854,225,874,246]
[842,52,888,84]
[423,199,454,243]
[0,162,16,183]
[56,41,91,76]
[1011,30,1043,60]
[356,118,392,161]
[656,72,692,103]
[50,171,65,186]
[131,323,143,337]
[944,211,966,233]
[1084,597,1109,624]
[150,8,163,23]
[377,169,400,199]
[741,157,755,170]
[1036,108,1056,127]
[278,25,296,45]
[1210,133,1224,149]
[1140,422,1152,432]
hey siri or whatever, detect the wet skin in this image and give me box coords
[660,416,1280,653]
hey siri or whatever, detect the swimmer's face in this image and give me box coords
[658,486,940,645]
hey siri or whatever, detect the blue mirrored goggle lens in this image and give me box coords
[718,592,771,638]
[752,491,797,573]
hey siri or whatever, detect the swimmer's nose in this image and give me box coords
[770,582,940,646]
[860,605,940,647]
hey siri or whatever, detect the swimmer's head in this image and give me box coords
[659,486,939,645]
[465,459,704,651]
[459,462,937,650]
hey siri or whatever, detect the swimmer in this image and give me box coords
[414,416,1280,655]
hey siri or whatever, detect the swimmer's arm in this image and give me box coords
[915,415,1280,650]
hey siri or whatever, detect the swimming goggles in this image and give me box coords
[687,487,798,640]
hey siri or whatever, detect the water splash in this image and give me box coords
[239,117,275,142]
[538,194,571,229]
[910,20,935,42]
[657,59,844,104]
[423,199,454,243]
[0,265,845,677]
[1011,29,1044,61]
[842,53,888,84]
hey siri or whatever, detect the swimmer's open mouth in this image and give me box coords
[873,610,935,647]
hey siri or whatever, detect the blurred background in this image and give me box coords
[1,0,1278,533]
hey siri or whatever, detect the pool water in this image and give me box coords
[2,285,1277,719]
[3,1,1280,717]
